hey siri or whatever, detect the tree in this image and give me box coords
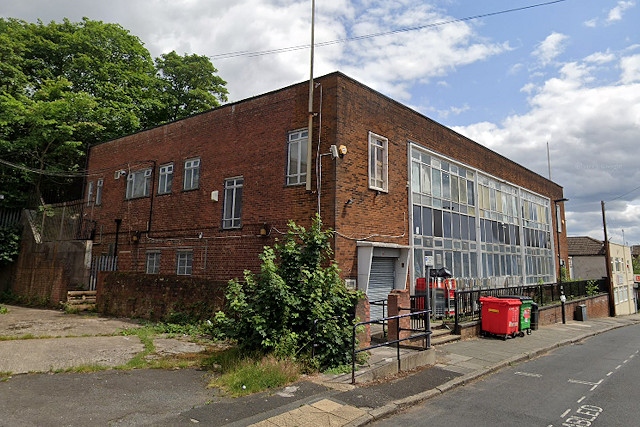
[216,216,363,370]
[0,17,228,206]
[155,51,228,122]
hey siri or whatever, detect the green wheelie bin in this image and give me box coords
[497,295,533,336]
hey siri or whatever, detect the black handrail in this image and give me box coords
[351,309,431,384]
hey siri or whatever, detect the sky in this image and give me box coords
[2,0,639,247]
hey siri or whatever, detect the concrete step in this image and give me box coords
[430,325,461,346]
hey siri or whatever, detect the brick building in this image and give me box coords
[85,72,567,318]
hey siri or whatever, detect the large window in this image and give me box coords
[176,250,193,275]
[286,129,308,185]
[146,251,160,274]
[183,158,200,190]
[158,163,173,194]
[410,145,554,285]
[126,168,152,199]
[369,132,388,192]
[223,176,244,229]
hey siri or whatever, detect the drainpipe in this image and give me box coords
[114,218,122,258]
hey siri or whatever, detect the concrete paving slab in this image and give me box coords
[0,335,144,374]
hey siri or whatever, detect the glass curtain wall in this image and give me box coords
[410,145,554,288]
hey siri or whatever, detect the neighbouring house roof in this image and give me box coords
[568,236,606,256]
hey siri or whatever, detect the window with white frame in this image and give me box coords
[95,178,103,205]
[146,251,160,274]
[158,163,173,194]
[183,158,200,190]
[223,176,244,229]
[286,129,308,185]
[368,132,388,192]
[176,250,193,275]
[86,181,94,206]
[126,168,152,199]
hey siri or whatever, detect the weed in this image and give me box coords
[208,355,299,397]
[0,305,8,314]
[0,371,12,381]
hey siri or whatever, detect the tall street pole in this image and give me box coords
[602,201,615,317]
[305,0,315,192]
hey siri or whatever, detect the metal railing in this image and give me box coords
[351,308,431,384]
[369,298,388,336]
[453,279,607,328]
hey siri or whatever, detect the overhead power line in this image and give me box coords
[210,0,569,60]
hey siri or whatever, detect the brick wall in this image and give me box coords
[332,74,565,285]
[537,294,609,325]
[96,271,225,321]
[85,72,566,290]
[11,223,89,307]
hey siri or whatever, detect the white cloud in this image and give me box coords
[453,52,640,241]
[607,1,635,22]
[532,32,568,67]
[584,51,616,64]
[620,54,640,83]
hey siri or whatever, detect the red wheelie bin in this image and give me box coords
[479,296,522,340]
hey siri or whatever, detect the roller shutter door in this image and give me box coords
[368,257,395,321]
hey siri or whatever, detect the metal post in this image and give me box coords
[351,324,356,385]
[560,287,566,324]
[396,317,401,372]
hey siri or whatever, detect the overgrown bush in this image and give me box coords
[213,215,363,370]
[0,225,21,266]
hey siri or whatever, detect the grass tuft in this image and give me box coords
[208,355,299,397]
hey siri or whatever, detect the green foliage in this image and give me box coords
[633,257,640,275]
[215,215,363,370]
[0,306,8,315]
[155,51,228,122]
[0,225,21,266]
[208,355,299,397]
[0,17,228,205]
[585,280,600,296]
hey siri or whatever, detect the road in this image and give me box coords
[372,323,640,427]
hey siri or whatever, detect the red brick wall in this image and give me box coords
[96,271,225,321]
[537,294,609,325]
[85,72,566,288]
[11,226,87,307]
[86,78,333,282]
[331,74,565,285]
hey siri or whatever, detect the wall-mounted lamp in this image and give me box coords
[131,231,141,243]
[345,198,354,206]
[259,223,269,236]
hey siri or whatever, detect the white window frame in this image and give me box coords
[126,168,152,199]
[176,250,193,275]
[86,181,94,206]
[183,158,200,191]
[223,176,244,229]
[95,179,103,205]
[158,163,173,195]
[146,251,161,274]
[286,129,308,186]
[368,132,389,192]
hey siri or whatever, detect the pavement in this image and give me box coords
[1,304,639,426]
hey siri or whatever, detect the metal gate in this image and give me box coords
[88,255,118,290]
[368,257,395,321]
